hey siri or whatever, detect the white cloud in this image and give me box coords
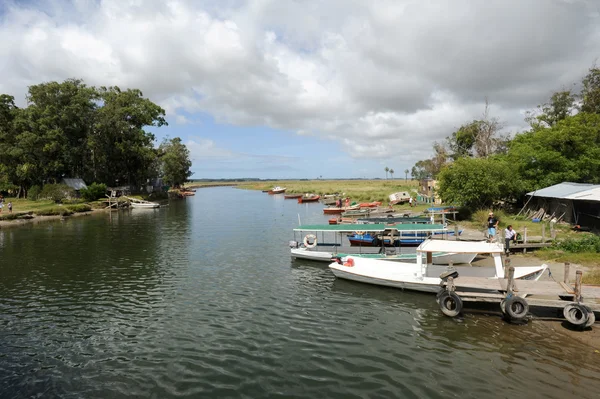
[1,0,599,170]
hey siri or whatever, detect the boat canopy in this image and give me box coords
[416,239,503,254]
[294,223,447,233]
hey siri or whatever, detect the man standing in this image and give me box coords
[487,212,499,241]
[504,225,517,253]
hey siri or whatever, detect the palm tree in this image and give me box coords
[389,169,394,179]
[384,167,389,179]
[404,169,409,181]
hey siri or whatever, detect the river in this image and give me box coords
[1,187,599,398]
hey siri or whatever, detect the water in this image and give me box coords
[1,187,599,398]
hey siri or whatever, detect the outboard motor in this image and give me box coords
[289,240,299,248]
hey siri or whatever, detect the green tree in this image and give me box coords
[411,159,433,180]
[92,86,167,186]
[507,112,600,190]
[159,137,192,187]
[389,168,394,179]
[404,169,409,180]
[581,67,600,114]
[437,157,521,209]
[525,90,577,129]
[384,166,389,179]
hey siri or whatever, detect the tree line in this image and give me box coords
[0,79,192,197]
[410,67,600,209]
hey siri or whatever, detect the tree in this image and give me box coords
[437,157,521,209]
[525,90,577,129]
[389,168,394,179]
[92,86,167,186]
[159,137,192,187]
[507,112,600,190]
[404,169,409,180]
[581,67,600,114]
[384,166,389,179]
[411,159,434,180]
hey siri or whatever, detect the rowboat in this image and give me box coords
[289,224,475,265]
[329,239,548,294]
[128,197,160,208]
[348,228,463,247]
[268,186,286,194]
[284,194,302,199]
[323,205,360,214]
[359,201,382,208]
[298,194,320,203]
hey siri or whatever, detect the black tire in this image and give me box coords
[438,291,463,317]
[563,303,588,327]
[583,305,596,328]
[505,296,529,320]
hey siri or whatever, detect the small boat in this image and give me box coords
[389,192,411,205]
[342,208,371,217]
[298,194,321,203]
[268,186,286,194]
[329,239,548,294]
[323,205,360,214]
[128,197,160,209]
[289,224,474,264]
[284,194,302,199]
[359,201,382,208]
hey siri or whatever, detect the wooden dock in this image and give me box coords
[437,262,599,328]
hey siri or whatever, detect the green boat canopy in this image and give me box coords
[293,223,447,232]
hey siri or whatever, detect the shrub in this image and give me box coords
[80,182,107,201]
[28,185,42,201]
[40,184,75,203]
[555,234,600,253]
[66,204,92,213]
[35,208,74,216]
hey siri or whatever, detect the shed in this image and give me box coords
[60,178,87,197]
[525,182,600,228]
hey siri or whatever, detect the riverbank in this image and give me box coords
[0,208,105,229]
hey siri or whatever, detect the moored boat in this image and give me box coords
[284,194,302,199]
[323,204,360,214]
[298,194,320,203]
[268,186,287,194]
[328,240,548,294]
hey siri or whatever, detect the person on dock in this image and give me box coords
[487,212,498,241]
[345,197,350,208]
[504,225,517,253]
[409,197,413,207]
[7,202,12,213]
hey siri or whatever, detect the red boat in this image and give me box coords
[284,194,302,199]
[359,201,382,208]
[298,195,320,203]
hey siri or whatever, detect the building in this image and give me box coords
[525,182,600,228]
[60,178,87,197]
[418,178,442,204]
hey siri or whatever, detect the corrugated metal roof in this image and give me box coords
[526,182,598,199]
[61,178,88,190]
[566,187,600,202]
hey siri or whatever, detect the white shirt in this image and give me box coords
[505,228,516,239]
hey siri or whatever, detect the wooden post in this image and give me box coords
[563,262,570,284]
[454,224,459,241]
[447,276,455,293]
[426,251,433,267]
[504,257,511,280]
[542,224,546,243]
[575,270,582,303]
[523,227,528,254]
[506,266,515,296]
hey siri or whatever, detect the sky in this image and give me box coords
[1,0,599,179]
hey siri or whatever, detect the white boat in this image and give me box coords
[290,223,476,264]
[328,239,548,293]
[128,197,160,209]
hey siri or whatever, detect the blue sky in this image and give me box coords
[1,0,599,179]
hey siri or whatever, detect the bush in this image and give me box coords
[66,204,92,213]
[35,208,74,216]
[555,234,600,253]
[40,184,75,203]
[28,185,42,201]
[80,182,107,201]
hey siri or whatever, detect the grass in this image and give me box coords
[239,179,420,205]
[582,269,600,285]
